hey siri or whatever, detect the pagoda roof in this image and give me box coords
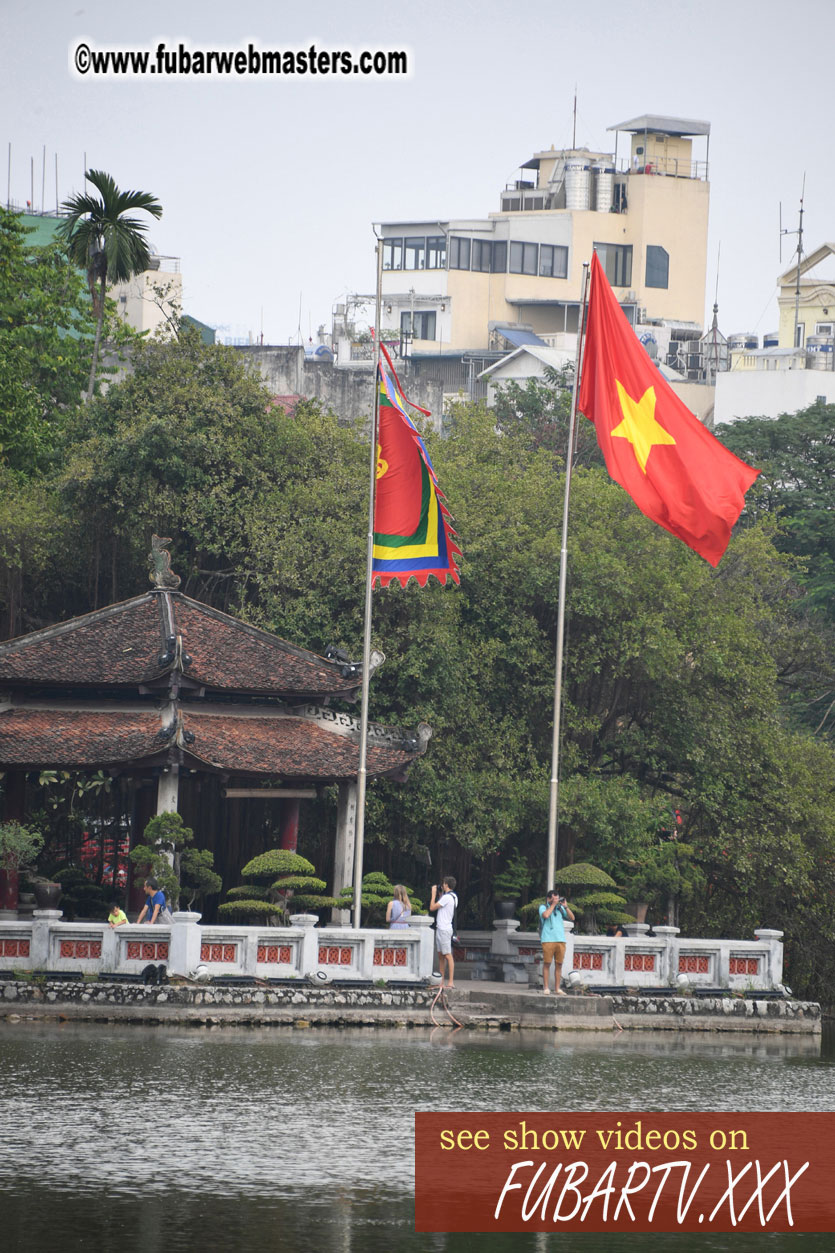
[0,704,429,783]
[0,591,361,699]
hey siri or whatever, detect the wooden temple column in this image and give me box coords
[279,798,299,852]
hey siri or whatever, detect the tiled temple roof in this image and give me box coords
[0,707,424,781]
[0,591,359,698]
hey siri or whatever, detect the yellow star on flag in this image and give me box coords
[610,380,676,474]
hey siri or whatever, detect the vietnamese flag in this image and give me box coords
[578,252,759,566]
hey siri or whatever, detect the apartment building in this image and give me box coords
[378,114,711,357]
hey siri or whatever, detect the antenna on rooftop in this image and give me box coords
[707,243,721,386]
[572,85,577,149]
[779,176,805,348]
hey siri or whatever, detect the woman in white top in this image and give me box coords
[386,884,412,929]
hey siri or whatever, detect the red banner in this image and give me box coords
[415,1112,835,1233]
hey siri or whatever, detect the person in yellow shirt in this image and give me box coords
[108,901,128,928]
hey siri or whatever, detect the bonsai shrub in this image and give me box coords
[555,862,632,934]
[334,871,423,926]
[493,850,534,903]
[52,866,108,920]
[0,822,44,874]
[129,812,221,911]
[0,822,44,910]
[219,849,340,925]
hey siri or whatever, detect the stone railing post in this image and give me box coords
[167,911,203,977]
[409,916,435,979]
[754,928,784,988]
[651,925,680,985]
[563,918,575,973]
[491,918,521,956]
[101,924,120,973]
[31,908,62,970]
[290,914,320,977]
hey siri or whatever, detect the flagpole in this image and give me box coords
[353,236,384,929]
[546,261,590,891]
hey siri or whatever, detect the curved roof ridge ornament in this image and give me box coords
[149,534,181,589]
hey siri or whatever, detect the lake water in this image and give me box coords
[0,1019,833,1251]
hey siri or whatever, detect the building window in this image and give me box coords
[492,241,507,273]
[472,240,492,272]
[510,241,538,275]
[404,237,426,270]
[645,245,669,289]
[815,322,834,336]
[401,310,437,340]
[594,242,633,287]
[383,238,403,271]
[539,244,568,278]
[449,236,471,270]
[502,196,521,212]
[426,236,447,269]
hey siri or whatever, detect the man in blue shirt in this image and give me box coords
[135,877,167,925]
[539,888,575,996]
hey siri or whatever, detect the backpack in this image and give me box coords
[433,891,459,940]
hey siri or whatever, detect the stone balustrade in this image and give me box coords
[0,910,784,991]
[492,920,784,991]
[0,910,437,983]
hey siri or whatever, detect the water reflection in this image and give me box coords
[0,1020,832,1252]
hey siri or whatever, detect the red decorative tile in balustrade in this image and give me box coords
[257,944,292,964]
[126,941,169,961]
[679,955,709,974]
[318,945,353,965]
[373,946,408,967]
[574,951,603,970]
[0,939,30,958]
[59,939,102,959]
[625,953,656,973]
[200,943,237,963]
[730,957,760,976]
[517,947,540,957]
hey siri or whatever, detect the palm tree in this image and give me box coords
[58,169,162,400]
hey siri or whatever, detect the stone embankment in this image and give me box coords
[0,979,822,1034]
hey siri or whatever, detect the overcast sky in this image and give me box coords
[3,0,833,346]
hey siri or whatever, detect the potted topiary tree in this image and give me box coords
[334,871,424,926]
[553,862,631,935]
[129,811,221,915]
[218,850,340,926]
[0,822,45,914]
[492,850,534,920]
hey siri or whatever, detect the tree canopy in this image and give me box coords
[3,317,835,999]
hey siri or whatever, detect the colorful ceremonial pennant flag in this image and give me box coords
[578,252,759,567]
[372,344,461,588]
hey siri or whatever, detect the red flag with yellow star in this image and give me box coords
[578,253,759,566]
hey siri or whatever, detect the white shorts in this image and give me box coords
[435,929,453,955]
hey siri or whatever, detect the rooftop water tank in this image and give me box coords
[593,160,615,213]
[806,334,834,369]
[565,159,591,211]
[763,331,779,348]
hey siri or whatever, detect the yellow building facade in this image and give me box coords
[379,115,711,354]
[777,242,835,350]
